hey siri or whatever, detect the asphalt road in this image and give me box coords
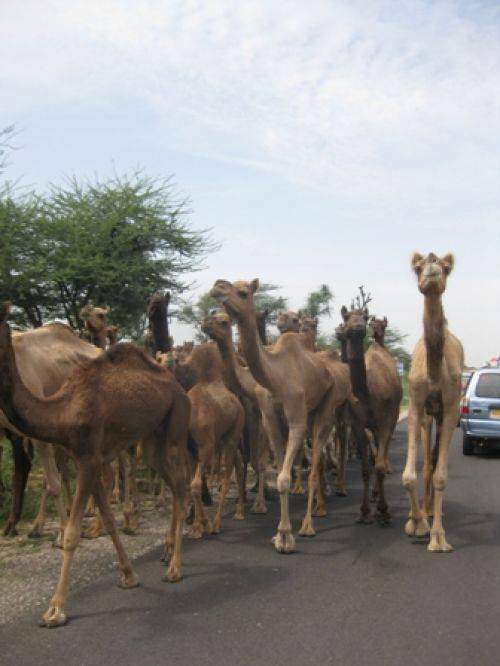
[3,422,500,666]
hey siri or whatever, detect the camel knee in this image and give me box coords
[402,471,417,491]
[432,472,447,491]
[190,477,202,498]
[277,471,291,494]
[46,478,62,499]
[63,526,80,552]
[375,460,386,477]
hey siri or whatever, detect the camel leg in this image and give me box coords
[0,442,5,505]
[428,412,456,553]
[162,441,188,583]
[292,446,306,494]
[29,443,67,546]
[111,457,121,505]
[374,428,392,526]
[189,461,212,539]
[57,451,73,510]
[422,416,433,519]
[3,434,32,536]
[233,448,246,521]
[348,405,373,524]
[213,426,241,533]
[93,477,138,586]
[313,452,328,517]
[121,451,138,535]
[274,399,307,554]
[87,462,114,538]
[250,419,268,514]
[334,423,348,497]
[40,460,99,628]
[402,404,429,538]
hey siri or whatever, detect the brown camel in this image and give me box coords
[147,292,172,355]
[341,304,402,524]
[159,342,245,538]
[0,302,190,627]
[211,279,364,550]
[79,305,110,349]
[277,311,300,334]
[201,311,269,515]
[402,252,464,552]
[1,323,102,542]
[369,316,388,347]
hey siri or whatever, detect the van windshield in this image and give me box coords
[476,373,500,399]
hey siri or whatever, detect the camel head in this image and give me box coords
[201,311,232,343]
[411,252,454,295]
[147,292,170,318]
[335,323,346,343]
[79,305,109,335]
[369,316,388,340]
[340,305,369,340]
[299,314,318,337]
[210,279,259,322]
[277,311,300,334]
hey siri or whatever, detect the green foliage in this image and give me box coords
[254,283,287,324]
[0,125,17,174]
[0,171,216,338]
[301,284,333,318]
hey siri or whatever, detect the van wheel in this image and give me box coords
[463,436,474,456]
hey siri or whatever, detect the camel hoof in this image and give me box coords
[188,526,204,539]
[356,514,374,525]
[28,528,43,539]
[117,572,140,589]
[291,485,305,495]
[163,568,182,583]
[375,511,391,526]
[3,524,18,537]
[428,530,453,553]
[121,527,137,536]
[298,521,316,537]
[211,519,221,534]
[335,489,347,497]
[233,511,245,521]
[39,607,67,628]
[312,506,327,518]
[250,501,268,515]
[272,531,295,553]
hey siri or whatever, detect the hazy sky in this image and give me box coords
[2,1,499,366]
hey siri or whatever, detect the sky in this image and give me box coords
[1,0,499,366]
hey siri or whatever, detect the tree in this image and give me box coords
[0,171,216,337]
[0,125,17,175]
[301,284,334,318]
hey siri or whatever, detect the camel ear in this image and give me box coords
[442,253,454,275]
[165,292,171,305]
[0,301,11,324]
[383,316,388,325]
[340,305,348,321]
[250,278,259,294]
[411,252,423,272]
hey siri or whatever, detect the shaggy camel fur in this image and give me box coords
[211,279,364,549]
[160,342,245,538]
[201,311,269,514]
[341,305,402,524]
[0,302,190,627]
[1,323,101,542]
[402,253,464,552]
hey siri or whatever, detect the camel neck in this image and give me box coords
[423,293,445,385]
[346,335,369,400]
[374,333,385,347]
[213,332,251,399]
[236,313,273,392]
[150,309,171,355]
[0,328,67,444]
[339,339,348,363]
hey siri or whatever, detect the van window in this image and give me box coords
[476,373,500,399]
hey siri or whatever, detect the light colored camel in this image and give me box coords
[159,342,245,538]
[402,252,464,552]
[201,311,269,514]
[1,323,101,542]
[79,304,110,349]
[211,279,359,550]
[341,305,402,524]
[0,302,190,627]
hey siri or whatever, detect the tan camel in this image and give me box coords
[159,342,245,538]
[402,253,463,552]
[1,323,102,542]
[0,302,190,627]
[201,311,269,514]
[369,316,388,347]
[211,279,361,550]
[79,305,110,349]
[341,305,402,524]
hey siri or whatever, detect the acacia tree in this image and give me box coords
[0,171,216,337]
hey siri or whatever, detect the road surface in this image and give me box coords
[3,422,500,665]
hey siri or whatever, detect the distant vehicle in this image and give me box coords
[461,371,473,393]
[461,368,500,455]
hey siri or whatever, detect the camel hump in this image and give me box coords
[189,343,223,383]
[103,343,164,373]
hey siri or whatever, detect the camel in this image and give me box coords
[0,302,190,627]
[1,323,102,542]
[402,252,463,552]
[79,305,110,349]
[201,311,269,514]
[211,279,365,550]
[370,316,388,347]
[147,292,172,355]
[277,311,300,334]
[341,304,402,524]
[159,342,245,538]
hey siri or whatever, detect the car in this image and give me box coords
[461,368,500,455]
